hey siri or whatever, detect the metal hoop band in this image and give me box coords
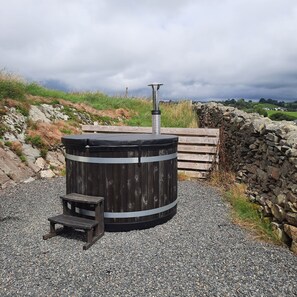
[66,152,177,164]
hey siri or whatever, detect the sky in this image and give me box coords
[1,0,297,101]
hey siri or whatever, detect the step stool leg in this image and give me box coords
[43,222,66,240]
[43,222,57,240]
[83,228,94,250]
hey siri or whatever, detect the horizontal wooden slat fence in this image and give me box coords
[81,125,220,179]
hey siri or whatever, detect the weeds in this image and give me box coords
[25,135,44,148]
[40,148,48,159]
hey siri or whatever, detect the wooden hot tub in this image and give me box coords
[62,133,178,231]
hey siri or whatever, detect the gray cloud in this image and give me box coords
[1,0,297,100]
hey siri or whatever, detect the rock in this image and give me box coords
[23,177,36,184]
[267,166,280,180]
[2,107,27,136]
[285,131,297,148]
[271,222,290,243]
[39,169,55,179]
[260,205,272,217]
[27,161,41,173]
[3,132,18,142]
[46,151,65,168]
[35,157,47,170]
[290,241,297,254]
[257,196,267,206]
[58,152,65,164]
[284,224,297,241]
[256,168,267,181]
[271,204,285,222]
[284,201,297,213]
[29,105,51,123]
[289,148,297,157]
[22,143,40,162]
[266,133,279,143]
[287,192,297,203]
[288,183,297,194]
[286,212,297,226]
[253,119,267,133]
[0,169,11,188]
[0,147,34,183]
[276,194,286,206]
[29,104,71,125]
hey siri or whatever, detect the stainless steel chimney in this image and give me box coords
[148,83,163,134]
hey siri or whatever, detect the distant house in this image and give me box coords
[274,107,287,111]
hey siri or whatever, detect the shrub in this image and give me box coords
[270,112,297,121]
[254,107,268,117]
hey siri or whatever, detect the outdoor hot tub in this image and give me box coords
[62,133,178,231]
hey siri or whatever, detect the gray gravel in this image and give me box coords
[0,178,296,297]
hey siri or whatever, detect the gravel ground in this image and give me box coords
[0,178,296,297]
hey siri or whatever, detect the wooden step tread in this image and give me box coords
[48,214,98,230]
[60,193,104,204]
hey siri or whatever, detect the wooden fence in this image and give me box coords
[81,125,220,179]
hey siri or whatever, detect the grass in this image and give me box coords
[209,170,281,244]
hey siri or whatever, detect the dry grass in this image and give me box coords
[178,172,191,181]
[26,121,80,149]
[0,70,25,82]
[208,170,236,191]
[161,101,198,128]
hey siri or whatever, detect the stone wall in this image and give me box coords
[195,102,297,253]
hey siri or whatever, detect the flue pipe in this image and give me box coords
[148,83,163,134]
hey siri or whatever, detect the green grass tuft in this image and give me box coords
[0,70,26,100]
[25,135,44,148]
[224,185,279,243]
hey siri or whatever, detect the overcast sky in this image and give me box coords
[1,0,297,100]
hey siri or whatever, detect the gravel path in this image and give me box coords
[0,178,296,297]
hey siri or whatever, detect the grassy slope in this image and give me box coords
[25,83,198,127]
[0,73,198,128]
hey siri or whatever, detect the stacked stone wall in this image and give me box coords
[195,102,297,253]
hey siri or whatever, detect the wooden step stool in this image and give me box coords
[43,193,104,250]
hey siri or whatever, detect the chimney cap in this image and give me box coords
[148,83,163,87]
